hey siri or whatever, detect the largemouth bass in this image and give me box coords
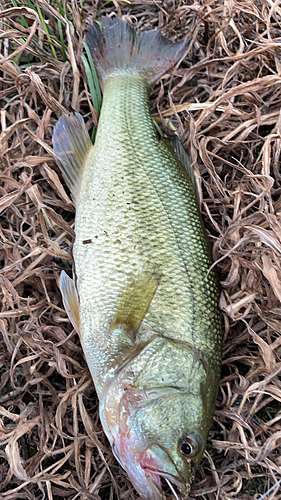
[53,17,222,500]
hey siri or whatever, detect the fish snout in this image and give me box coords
[140,444,191,498]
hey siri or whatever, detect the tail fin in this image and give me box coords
[86,17,189,85]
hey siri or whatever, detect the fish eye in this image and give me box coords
[180,436,199,458]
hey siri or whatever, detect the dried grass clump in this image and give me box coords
[1,1,281,499]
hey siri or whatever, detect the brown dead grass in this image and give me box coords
[1,0,281,499]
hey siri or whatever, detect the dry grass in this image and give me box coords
[1,0,281,499]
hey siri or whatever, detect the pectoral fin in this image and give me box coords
[53,113,93,201]
[110,266,162,341]
[60,271,80,336]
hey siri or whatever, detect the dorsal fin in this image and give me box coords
[163,135,196,190]
[53,113,93,201]
[60,271,80,336]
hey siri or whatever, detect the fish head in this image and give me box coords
[100,341,217,499]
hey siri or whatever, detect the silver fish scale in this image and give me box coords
[74,74,221,395]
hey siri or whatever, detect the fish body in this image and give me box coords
[53,17,222,500]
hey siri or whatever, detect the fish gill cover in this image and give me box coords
[0,1,281,500]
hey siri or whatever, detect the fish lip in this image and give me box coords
[140,444,186,480]
[143,466,185,487]
[141,451,187,496]
[144,467,189,499]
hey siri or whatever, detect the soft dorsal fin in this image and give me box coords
[53,113,93,201]
[163,135,196,190]
[60,271,80,336]
[110,265,162,342]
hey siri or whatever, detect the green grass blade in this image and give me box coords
[24,0,37,9]
[153,120,164,138]
[11,0,29,28]
[83,41,102,113]
[91,126,97,143]
[81,53,100,113]
[54,0,66,16]
[57,20,67,61]
[82,45,103,144]
[81,53,98,142]
[98,0,131,13]
[36,1,58,60]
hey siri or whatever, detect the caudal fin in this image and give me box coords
[86,17,189,85]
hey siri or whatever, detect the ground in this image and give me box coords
[0,1,281,499]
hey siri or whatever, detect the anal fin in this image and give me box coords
[110,265,162,341]
[60,271,80,335]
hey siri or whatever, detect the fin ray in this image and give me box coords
[110,266,162,341]
[164,135,197,190]
[53,113,93,201]
[86,17,189,85]
[60,271,80,335]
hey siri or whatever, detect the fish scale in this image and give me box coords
[53,17,222,500]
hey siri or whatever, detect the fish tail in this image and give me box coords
[86,17,189,85]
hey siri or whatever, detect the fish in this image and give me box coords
[52,16,222,500]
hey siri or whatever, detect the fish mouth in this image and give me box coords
[140,445,190,499]
[113,443,183,500]
[144,467,189,500]
[146,470,186,498]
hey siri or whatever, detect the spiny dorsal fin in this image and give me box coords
[53,113,93,201]
[60,271,80,336]
[110,265,162,341]
[86,17,189,85]
[163,135,196,190]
